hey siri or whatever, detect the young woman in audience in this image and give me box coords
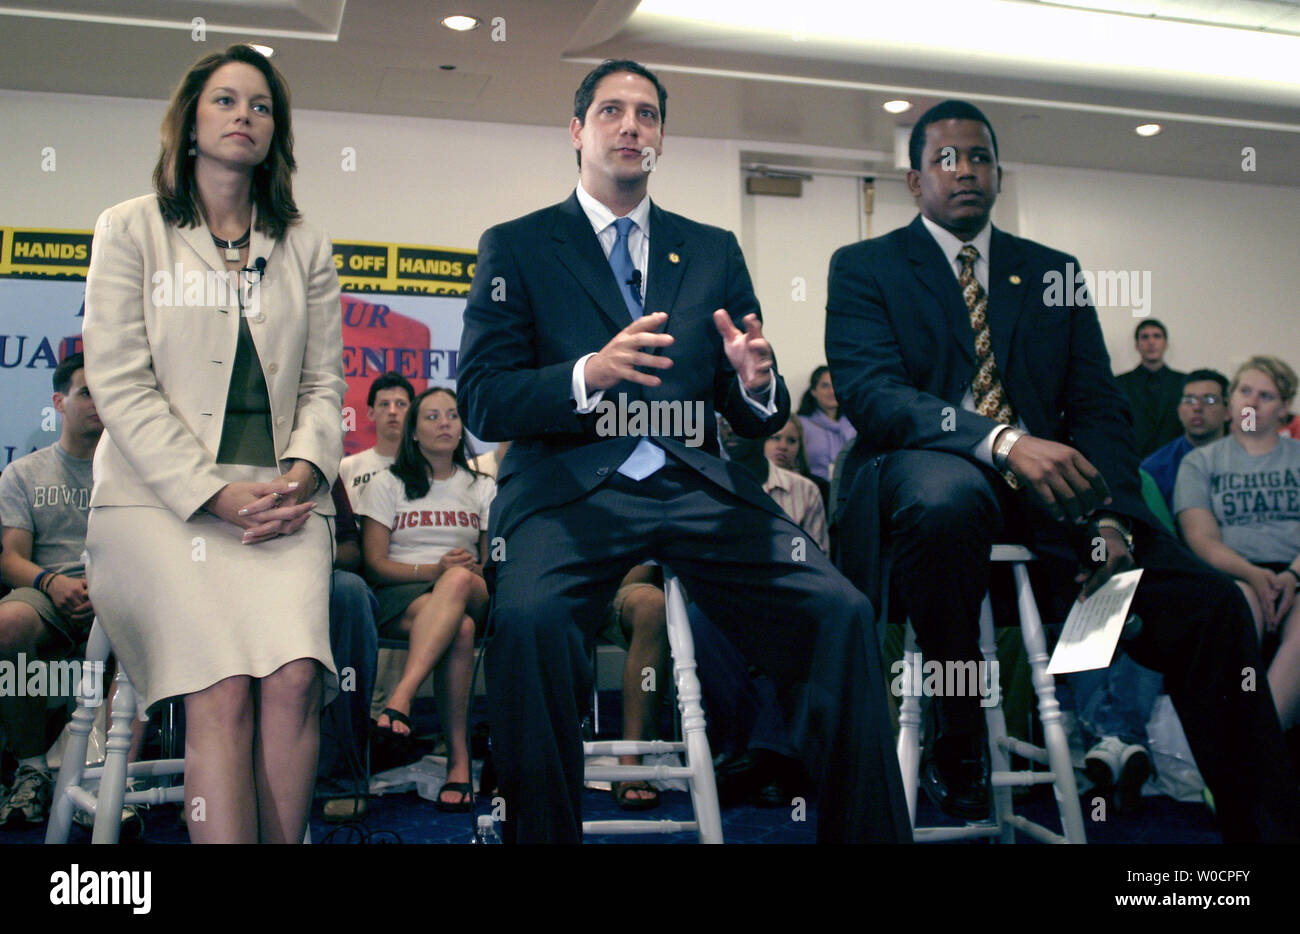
[1175,356,1300,729]
[357,386,494,811]
[82,45,344,843]
[765,415,830,508]
[797,365,857,482]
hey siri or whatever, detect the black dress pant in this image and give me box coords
[485,464,912,843]
[870,449,1299,843]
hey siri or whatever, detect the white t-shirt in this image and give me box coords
[339,448,395,510]
[356,465,496,565]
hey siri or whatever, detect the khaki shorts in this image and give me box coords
[0,586,92,649]
[599,582,664,648]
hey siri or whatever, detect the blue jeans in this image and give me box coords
[1068,649,1163,748]
[318,570,378,797]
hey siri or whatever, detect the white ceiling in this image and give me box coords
[0,0,1297,185]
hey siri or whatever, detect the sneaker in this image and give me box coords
[1083,736,1124,791]
[1114,743,1152,813]
[0,765,53,827]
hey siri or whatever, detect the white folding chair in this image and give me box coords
[45,618,186,844]
[890,545,1087,844]
[582,567,723,843]
[46,618,313,844]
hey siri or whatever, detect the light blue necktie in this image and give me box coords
[607,217,665,481]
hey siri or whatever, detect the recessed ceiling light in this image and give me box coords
[882,100,912,114]
[1135,123,1162,136]
[441,15,480,31]
[248,44,274,58]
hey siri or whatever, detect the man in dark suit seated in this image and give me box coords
[457,59,910,843]
[828,100,1299,843]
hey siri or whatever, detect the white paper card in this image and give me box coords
[1046,569,1144,674]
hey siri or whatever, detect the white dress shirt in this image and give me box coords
[569,182,776,417]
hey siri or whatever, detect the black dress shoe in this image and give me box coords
[712,751,760,806]
[921,732,991,821]
[747,751,808,808]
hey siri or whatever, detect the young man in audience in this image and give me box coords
[0,354,101,826]
[339,371,414,509]
[1141,369,1230,509]
[317,477,379,821]
[1116,320,1186,458]
[693,416,826,805]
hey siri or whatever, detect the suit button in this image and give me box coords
[267,362,279,375]
[596,467,610,476]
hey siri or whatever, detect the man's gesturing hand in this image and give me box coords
[1004,435,1112,523]
[713,310,773,392]
[583,312,674,392]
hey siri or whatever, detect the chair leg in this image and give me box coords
[979,595,1016,843]
[91,668,134,844]
[663,572,723,844]
[1013,563,1086,843]
[45,620,111,845]
[896,623,923,827]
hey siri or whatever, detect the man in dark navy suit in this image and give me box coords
[458,60,910,843]
[828,100,1299,842]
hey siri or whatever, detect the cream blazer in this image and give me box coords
[83,194,345,521]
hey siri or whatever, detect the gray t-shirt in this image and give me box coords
[0,442,93,577]
[1173,435,1300,565]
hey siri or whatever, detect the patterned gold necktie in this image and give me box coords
[958,243,1020,488]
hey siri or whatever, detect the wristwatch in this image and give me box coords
[1094,516,1135,556]
[992,427,1026,470]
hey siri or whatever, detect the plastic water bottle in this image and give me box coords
[473,814,501,844]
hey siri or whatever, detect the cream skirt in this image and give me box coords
[85,468,338,712]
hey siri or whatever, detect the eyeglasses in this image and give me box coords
[1179,394,1222,406]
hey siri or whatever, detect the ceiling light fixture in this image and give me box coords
[883,100,912,114]
[249,44,274,58]
[441,15,481,31]
[1135,123,1162,136]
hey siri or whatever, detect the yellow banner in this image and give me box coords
[0,226,475,294]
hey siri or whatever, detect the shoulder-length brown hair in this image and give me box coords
[152,44,299,239]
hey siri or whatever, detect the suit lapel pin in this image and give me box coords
[1009,274,1022,285]
[668,252,680,264]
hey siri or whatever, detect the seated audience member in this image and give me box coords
[468,440,510,479]
[1115,319,1185,458]
[317,477,379,822]
[1141,368,1230,508]
[0,355,104,826]
[356,386,494,811]
[1175,356,1300,730]
[600,564,669,810]
[688,418,825,804]
[762,423,830,555]
[340,371,414,509]
[766,415,830,509]
[798,365,856,483]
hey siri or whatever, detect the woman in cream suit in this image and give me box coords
[82,45,345,843]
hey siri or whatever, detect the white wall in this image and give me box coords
[1010,163,1300,381]
[3,87,1298,403]
[0,89,744,245]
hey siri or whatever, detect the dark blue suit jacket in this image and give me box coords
[825,214,1157,601]
[458,192,790,542]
